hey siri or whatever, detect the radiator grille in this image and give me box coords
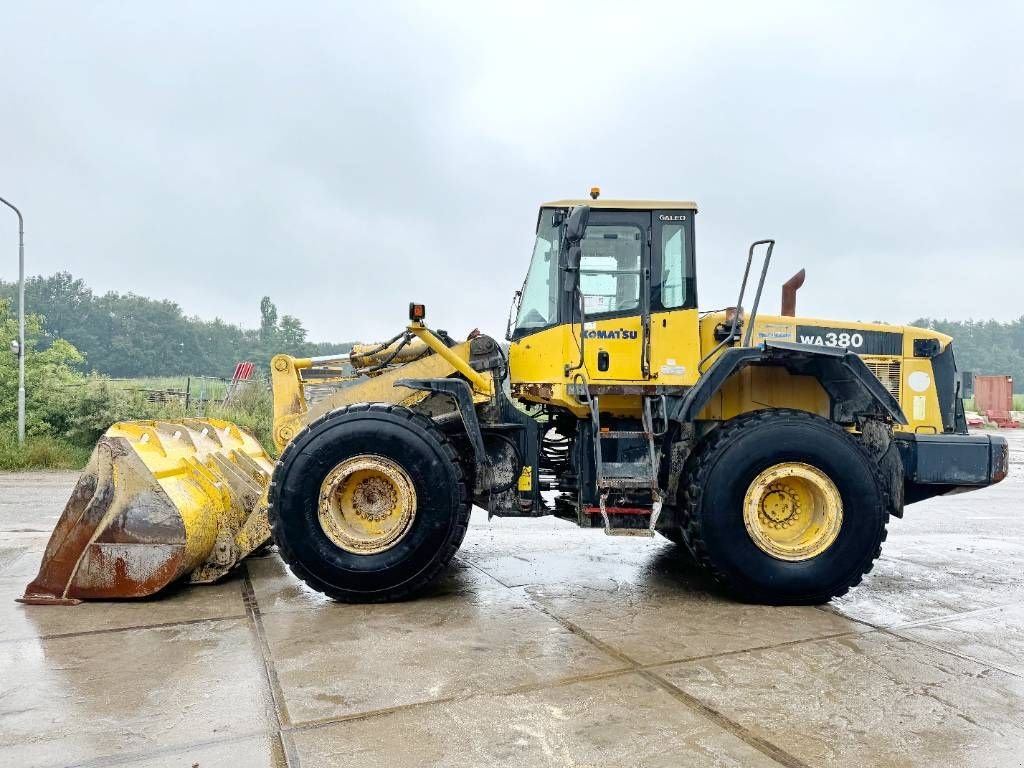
[863,358,901,402]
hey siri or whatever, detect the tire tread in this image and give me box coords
[681,408,889,604]
[268,403,472,603]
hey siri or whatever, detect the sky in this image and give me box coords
[1,1,1021,342]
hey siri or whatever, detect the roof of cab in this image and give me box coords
[541,199,698,211]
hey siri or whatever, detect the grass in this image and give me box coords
[107,376,230,402]
[0,433,92,471]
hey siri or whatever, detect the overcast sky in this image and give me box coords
[1,2,1021,342]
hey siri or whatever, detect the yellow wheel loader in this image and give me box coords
[21,195,1008,606]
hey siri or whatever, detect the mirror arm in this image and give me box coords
[504,289,522,341]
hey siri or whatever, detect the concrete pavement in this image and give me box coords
[2,432,1023,767]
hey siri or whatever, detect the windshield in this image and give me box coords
[514,209,560,334]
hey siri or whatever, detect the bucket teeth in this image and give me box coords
[19,419,274,604]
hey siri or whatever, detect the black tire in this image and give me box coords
[269,403,471,603]
[681,409,888,605]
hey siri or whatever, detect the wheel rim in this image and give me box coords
[742,461,843,561]
[318,455,417,554]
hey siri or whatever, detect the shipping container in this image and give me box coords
[974,374,1014,413]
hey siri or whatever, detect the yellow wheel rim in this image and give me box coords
[742,462,843,561]
[318,455,417,555]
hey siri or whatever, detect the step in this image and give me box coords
[593,495,665,538]
[600,461,652,478]
[598,461,655,489]
[598,477,655,490]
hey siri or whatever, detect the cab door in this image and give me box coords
[647,211,701,386]
[576,210,650,381]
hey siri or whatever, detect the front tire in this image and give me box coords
[269,403,471,603]
[682,409,888,604]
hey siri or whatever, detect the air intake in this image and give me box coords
[863,359,901,402]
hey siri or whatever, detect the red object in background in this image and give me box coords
[985,410,1020,428]
[232,361,255,382]
[975,375,1014,412]
[976,375,1018,427]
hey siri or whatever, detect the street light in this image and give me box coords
[0,195,25,444]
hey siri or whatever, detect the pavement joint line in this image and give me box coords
[278,633,637,734]
[457,555,516,589]
[883,627,1024,680]
[285,691,474,733]
[279,730,303,768]
[637,669,814,768]
[525,598,812,768]
[61,728,274,768]
[883,551,1024,576]
[283,665,649,735]
[499,664,639,695]
[0,612,246,645]
[821,605,1024,680]
[815,603,899,633]
[465,558,885,680]
[241,566,295,768]
[818,598,1024,632]
[639,628,870,671]
[887,600,1024,630]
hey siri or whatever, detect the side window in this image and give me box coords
[578,225,642,316]
[661,224,687,309]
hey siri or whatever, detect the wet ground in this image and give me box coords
[2,432,1023,768]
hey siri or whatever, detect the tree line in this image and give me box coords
[912,317,1024,391]
[0,272,351,378]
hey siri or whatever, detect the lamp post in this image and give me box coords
[0,195,25,444]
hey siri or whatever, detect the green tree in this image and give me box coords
[259,296,278,345]
[0,298,86,438]
[0,274,355,378]
[277,314,307,351]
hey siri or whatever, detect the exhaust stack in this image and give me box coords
[781,269,806,317]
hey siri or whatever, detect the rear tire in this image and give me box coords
[682,409,888,604]
[269,403,471,603]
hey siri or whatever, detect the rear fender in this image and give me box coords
[670,341,908,427]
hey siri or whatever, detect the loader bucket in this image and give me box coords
[19,419,275,605]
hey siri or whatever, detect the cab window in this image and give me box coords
[660,224,687,309]
[578,225,642,317]
[514,212,560,333]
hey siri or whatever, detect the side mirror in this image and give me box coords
[563,205,590,278]
[564,205,590,244]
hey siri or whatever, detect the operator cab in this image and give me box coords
[511,199,698,339]
[508,198,701,390]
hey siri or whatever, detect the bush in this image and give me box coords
[0,432,91,471]
[208,381,275,456]
[66,378,187,446]
[0,294,280,468]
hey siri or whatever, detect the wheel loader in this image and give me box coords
[20,195,1009,606]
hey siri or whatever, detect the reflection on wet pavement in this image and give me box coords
[2,432,1024,767]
